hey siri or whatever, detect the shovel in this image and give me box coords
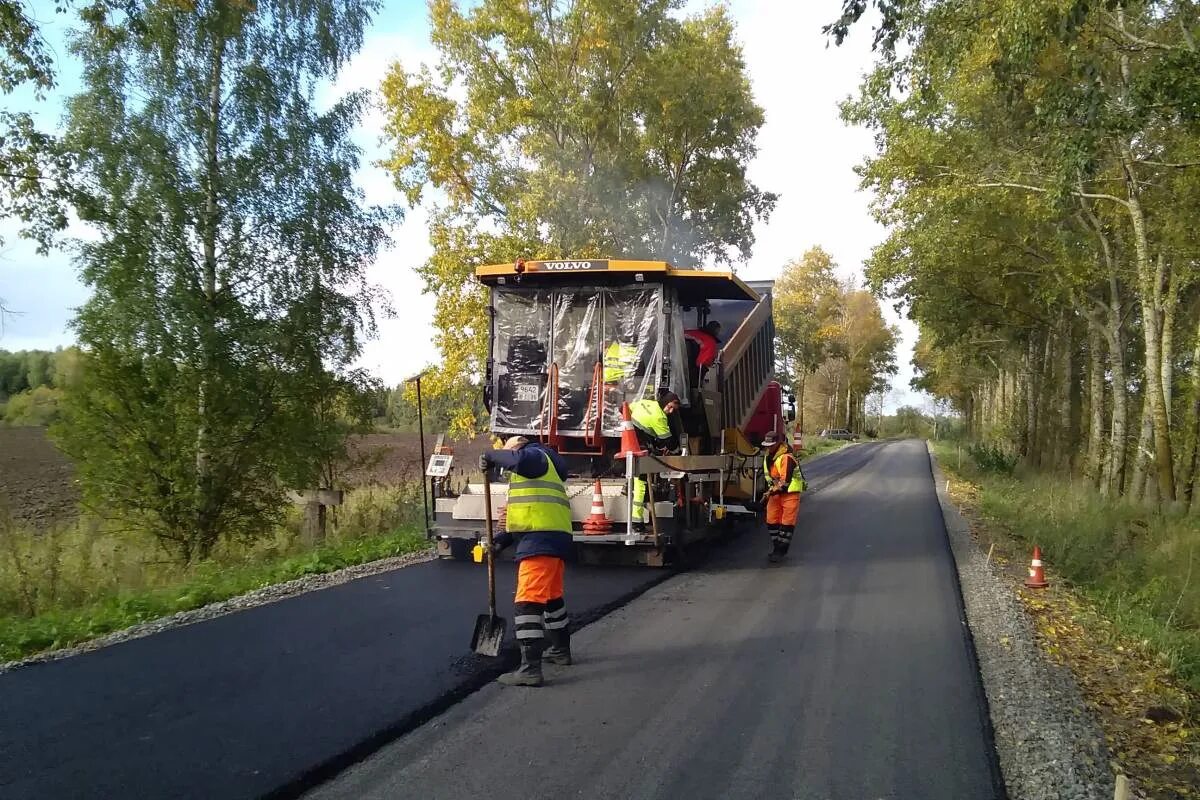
[470,469,507,657]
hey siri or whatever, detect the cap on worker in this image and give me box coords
[503,435,529,450]
[761,431,778,447]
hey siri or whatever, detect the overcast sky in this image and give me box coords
[0,0,923,411]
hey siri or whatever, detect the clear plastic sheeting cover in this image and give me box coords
[600,287,661,434]
[666,298,691,401]
[550,290,602,434]
[492,289,552,433]
[490,285,662,437]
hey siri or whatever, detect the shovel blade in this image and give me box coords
[470,614,507,657]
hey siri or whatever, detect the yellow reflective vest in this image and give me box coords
[629,398,671,439]
[506,454,573,534]
[603,342,638,383]
[765,448,804,493]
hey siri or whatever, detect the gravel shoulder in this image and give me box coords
[928,442,1114,800]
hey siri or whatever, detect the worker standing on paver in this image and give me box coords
[627,392,683,532]
[761,431,805,562]
[479,436,574,687]
[684,321,722,387]
[603,338,640,385]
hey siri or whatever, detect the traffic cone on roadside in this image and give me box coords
[582,480,613,535]
[1024,546,1049,589]
[615,402,647,459]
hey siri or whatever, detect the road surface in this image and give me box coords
[307,439,1003,800]
[0,542,664,799]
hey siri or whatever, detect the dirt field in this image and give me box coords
[0,427,491,528]
[0,426,80,527]
[343,432,491,489]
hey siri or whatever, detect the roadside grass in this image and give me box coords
[795,436,851,460]
[933,441,1200,694]
[0,484,430,663]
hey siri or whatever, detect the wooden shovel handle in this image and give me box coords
[482,469,497,618]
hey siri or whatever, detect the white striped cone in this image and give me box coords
[582,479,612,534]
[1024,545,1049,588]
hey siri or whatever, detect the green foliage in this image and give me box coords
[378,380,486,434]
[2,385,64,425]
[775,247,898,433]
[883,405,932,438]
[936,442,1200,692]
[380,0,775,433]
[0,348,78,398]
[846,0,1200,501]
[0,2,78,250]
[0,484,427,661]
[53,0,394,562]
[967,441,1018,475]
[0,348,81,425]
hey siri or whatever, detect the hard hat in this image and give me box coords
[503,435,529,450]
[761,431,779,447]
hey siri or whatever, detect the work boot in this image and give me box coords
[498,642,544,687]
[544,627,572,666]
[766,526,781,562]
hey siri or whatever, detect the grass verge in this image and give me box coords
[795,436,853,460]
[933,441,1198,797]
[933,441,1198,692]
[0,485,429,663]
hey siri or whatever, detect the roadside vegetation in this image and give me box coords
[935,440,1199,796]
[773,247,898,438]
[848,1,1200,509]
[0,486,427,663]
[936,441,1199,694]
[0,348,80,426]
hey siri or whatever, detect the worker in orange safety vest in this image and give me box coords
[761,430,805,562]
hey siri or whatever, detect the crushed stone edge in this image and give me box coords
[926,441,1115,800]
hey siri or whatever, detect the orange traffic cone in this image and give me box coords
[582,480,612,534]
[615,402,647,459]
[1024,546,1049,589]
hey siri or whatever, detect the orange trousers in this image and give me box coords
[515,555,565,604]
[766,492,800,527]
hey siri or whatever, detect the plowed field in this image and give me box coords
[0,427,490,527]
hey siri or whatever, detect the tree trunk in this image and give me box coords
[1124,160,1176,502]
[1181,314,1200,509]
[798,371,806,436]
[1103,286,1129,496]
[1022,337,1036,458]
[1039,329,1053,468]
[1130,393,1153,502]
[1087,323,1105,486]
[195,31,226,559]
[1059,321,1074,472]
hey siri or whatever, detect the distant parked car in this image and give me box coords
[818,428,859,441]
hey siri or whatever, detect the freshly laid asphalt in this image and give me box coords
[0,441,998,800]
[1,541,660,799]
[307,439,1004,800]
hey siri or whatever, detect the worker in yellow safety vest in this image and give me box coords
[479,436,574,687]
[627,391,682,532]
[761,430,805,562]
[603,340,639,384]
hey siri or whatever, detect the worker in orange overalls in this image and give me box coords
[761,431,805,562]
[480,436,574,687]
